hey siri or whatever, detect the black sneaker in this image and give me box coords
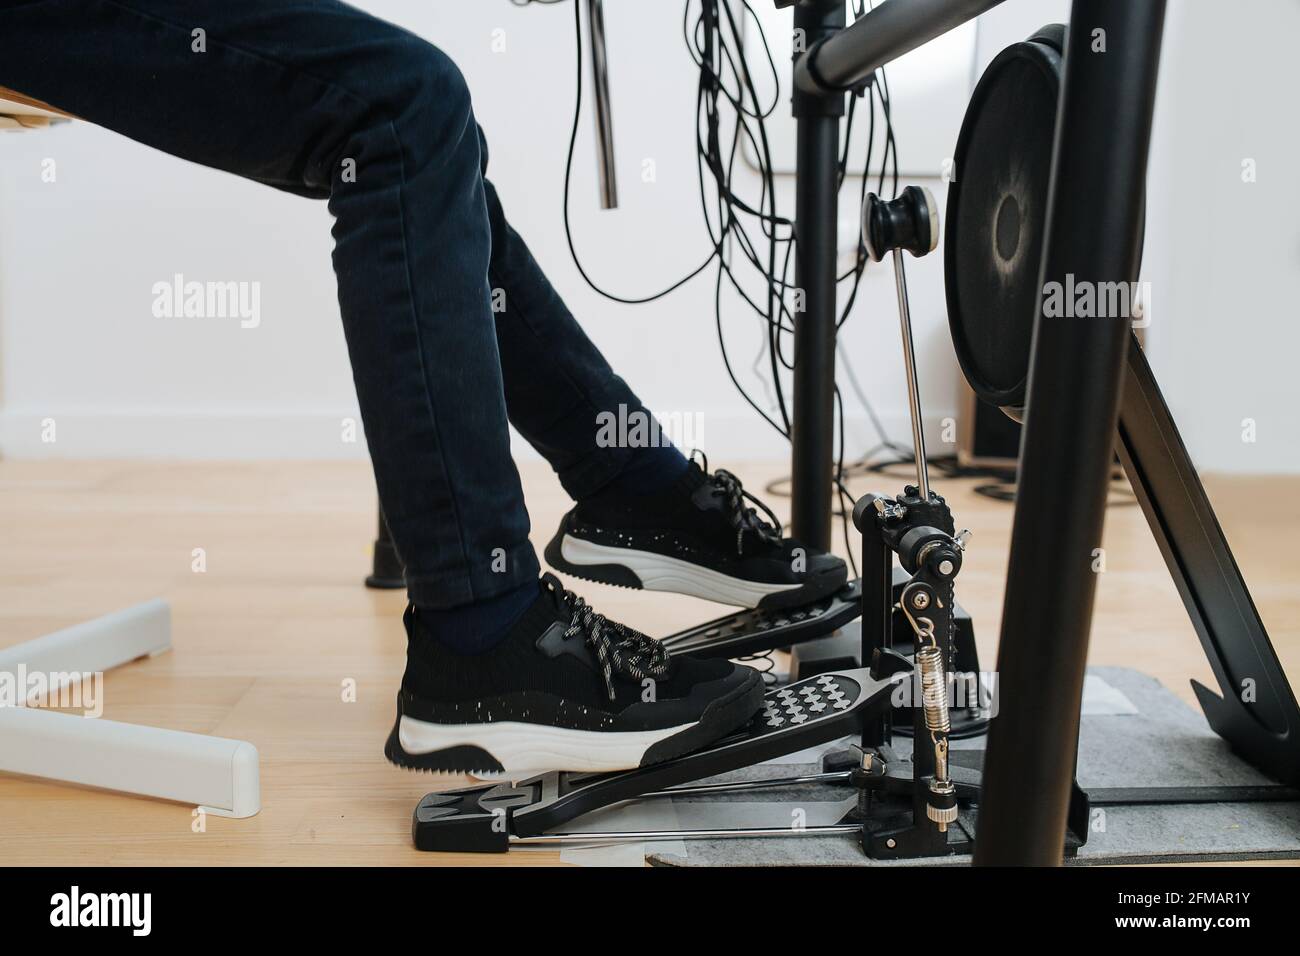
[545,459,848,610]
[384,573,765,777]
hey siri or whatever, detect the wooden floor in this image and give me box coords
[1,459,1297,866]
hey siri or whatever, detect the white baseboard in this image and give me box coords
[0,410,374,460]
[0,408,957,462]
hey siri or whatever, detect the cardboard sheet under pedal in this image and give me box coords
[554,667,1300,866]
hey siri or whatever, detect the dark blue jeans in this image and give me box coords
[1,0,652,607]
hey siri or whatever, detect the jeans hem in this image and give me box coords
[404,542,540,609]
[555,441,640,501]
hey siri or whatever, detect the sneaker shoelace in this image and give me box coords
[693,453,783,556]
[542,573,671,702]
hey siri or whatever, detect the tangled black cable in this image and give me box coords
[533,0,1131,593]
[564,1,1096,557]
[545,0,909,575]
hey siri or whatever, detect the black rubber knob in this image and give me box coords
[862,185,939,262]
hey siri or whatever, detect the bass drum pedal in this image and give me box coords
[411,667,897,852]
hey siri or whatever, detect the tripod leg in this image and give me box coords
[364,505,406,590]
[975,0,1168,866]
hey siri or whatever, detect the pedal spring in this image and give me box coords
[916,644,950,736]
[916,638,958,831]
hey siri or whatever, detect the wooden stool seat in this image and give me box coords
[0,86,73,129]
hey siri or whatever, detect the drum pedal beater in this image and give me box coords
[862,184,941,505]
[832,185,974,858]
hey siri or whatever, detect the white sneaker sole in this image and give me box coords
[559,534,800,609]
[397,716,694,776]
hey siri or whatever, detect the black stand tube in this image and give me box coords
[365,510,406,590]
[975,0,1166,866]
[789,1,846,551]
[856,497,893,748]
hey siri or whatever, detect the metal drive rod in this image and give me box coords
[789,0,846,551]
[893,253,929,500]
[636,771,851,799]
[585,0,618,208]
[795,0,1007,95]
[512,824,861,846]
[975,0,1167,866]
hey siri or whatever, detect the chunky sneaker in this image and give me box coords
[384,573,765,776]
[545,459,848,610]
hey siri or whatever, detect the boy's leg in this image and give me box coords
[0,0,763,774]
[1,0,533,608]
[479,148,848,610]
[482,173,681,500]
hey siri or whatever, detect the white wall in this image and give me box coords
[1142,0,1300,473]
[1,0,1295,474]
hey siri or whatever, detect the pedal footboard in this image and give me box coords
[412,667,896,852]
[660,578,862,659]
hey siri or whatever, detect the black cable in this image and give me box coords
[689,0,802,438]
[552,0,924,561]
[548,0,1137,572]
[686,0,907,559]
[562,0,717,304]
[737,650,778,684]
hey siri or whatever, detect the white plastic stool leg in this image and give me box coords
[0,599,260,818]
[0,707,260,817]
[0,599,171,695]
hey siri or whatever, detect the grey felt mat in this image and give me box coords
[612,667,1300,867]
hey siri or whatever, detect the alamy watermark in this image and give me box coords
[1042,273,1151,327]
[596,403,704,450]
[152,274,261,329]
[50,886,151,936]
[0,665,104,717]
[889,669,999,718]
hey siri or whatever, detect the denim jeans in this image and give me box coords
[1,0,652,607]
